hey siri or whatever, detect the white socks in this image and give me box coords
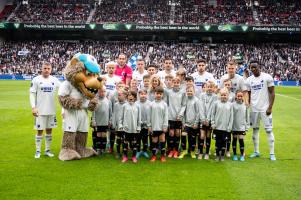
[266,131,275,155]
[45,134,52,152]
[252,128,260,153]
[35,135,43,152]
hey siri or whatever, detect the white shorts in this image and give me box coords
[250,112,273,131]
[63,109,89,133]
[34,115,57,130]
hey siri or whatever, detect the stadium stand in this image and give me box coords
[0,41,300,81]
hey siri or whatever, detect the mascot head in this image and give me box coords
[64,53,104,99]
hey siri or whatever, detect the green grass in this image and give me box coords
[0,80,300,200]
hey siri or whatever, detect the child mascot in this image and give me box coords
[58,53,104,161]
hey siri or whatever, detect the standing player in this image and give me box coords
[219,60,248,103]
[30,62,60,158]
[148,86,169,162]
[114,53,133,86]
[157,57,176,83]
[102,61,121,99]
[232,90,249,161]
[219,60,248,157]
[191,59,216,96]
[146,64,158,77]
[132,59,148,88]
[166,77,186,158]
[245,61,276,161]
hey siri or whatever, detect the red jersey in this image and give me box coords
[114,64,133,84]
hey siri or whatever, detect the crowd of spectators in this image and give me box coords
[173,0,254,24]
[9,1,92,23]
[92,0,170,24]
[254,0,301,26]
[1,41,300,81]
[1,0,300,25]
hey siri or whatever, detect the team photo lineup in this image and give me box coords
[31,54,276,163]
[1,0,301,199]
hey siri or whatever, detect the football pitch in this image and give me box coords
[0,80,300,200]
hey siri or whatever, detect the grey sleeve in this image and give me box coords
[118,105,125,130]
[137,105,141,131]
[163,103,169,129]
[179,94,187,118]
[228,104,234,132]
[210,102,217,127]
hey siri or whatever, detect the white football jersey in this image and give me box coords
[245,72,274,112]
[157,70,176,83]
[102,74,121,98]
[191,71,215,94]
[132,70,148,88]
[30,75,60,115]
[219,74,247,93]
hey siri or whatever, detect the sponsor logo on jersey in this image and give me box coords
[41,87,54,92]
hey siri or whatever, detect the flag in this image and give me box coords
[127,53,139,70]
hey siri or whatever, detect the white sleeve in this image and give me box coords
[55,77,61,90]
[29,92,36,108]
[266,74,275,87]
[239,76,247,91]
[29,78,37,108]
[29,78,38,93]
[245,78,251,91]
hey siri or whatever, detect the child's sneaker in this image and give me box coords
[132,156,138,163]
[204,154,209,160]
[249,152,260,158]
[220,156,225,162]
[270,154,276,161]
[121,156,128,163]
[142,151,150,159]
[136,152,142,159]
[197,154,203,160]
[168,151,174,158]
[107,148,113,154]
[215,156,220,162]
[240,155,245,161]
[150,155,156,162]
[233,155,238,161]
[34,151,41,159]
[160,156,166,162]
[173,151,179,158]
[45,150,54,157]
[178,150,187,159]
[190,151,196,159]
[226,151,231,158]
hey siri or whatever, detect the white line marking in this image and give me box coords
[276,93,301,101]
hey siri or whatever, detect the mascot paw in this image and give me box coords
[80,147,97,158]
[59,149,81,161]
[88,97,98,111]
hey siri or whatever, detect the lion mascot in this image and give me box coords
[58,53,104,161]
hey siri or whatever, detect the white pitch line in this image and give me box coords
[276,93,301,101]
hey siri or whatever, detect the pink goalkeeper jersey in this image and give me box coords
[114,64,133,84]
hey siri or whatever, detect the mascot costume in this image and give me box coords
[58,53,104,161]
